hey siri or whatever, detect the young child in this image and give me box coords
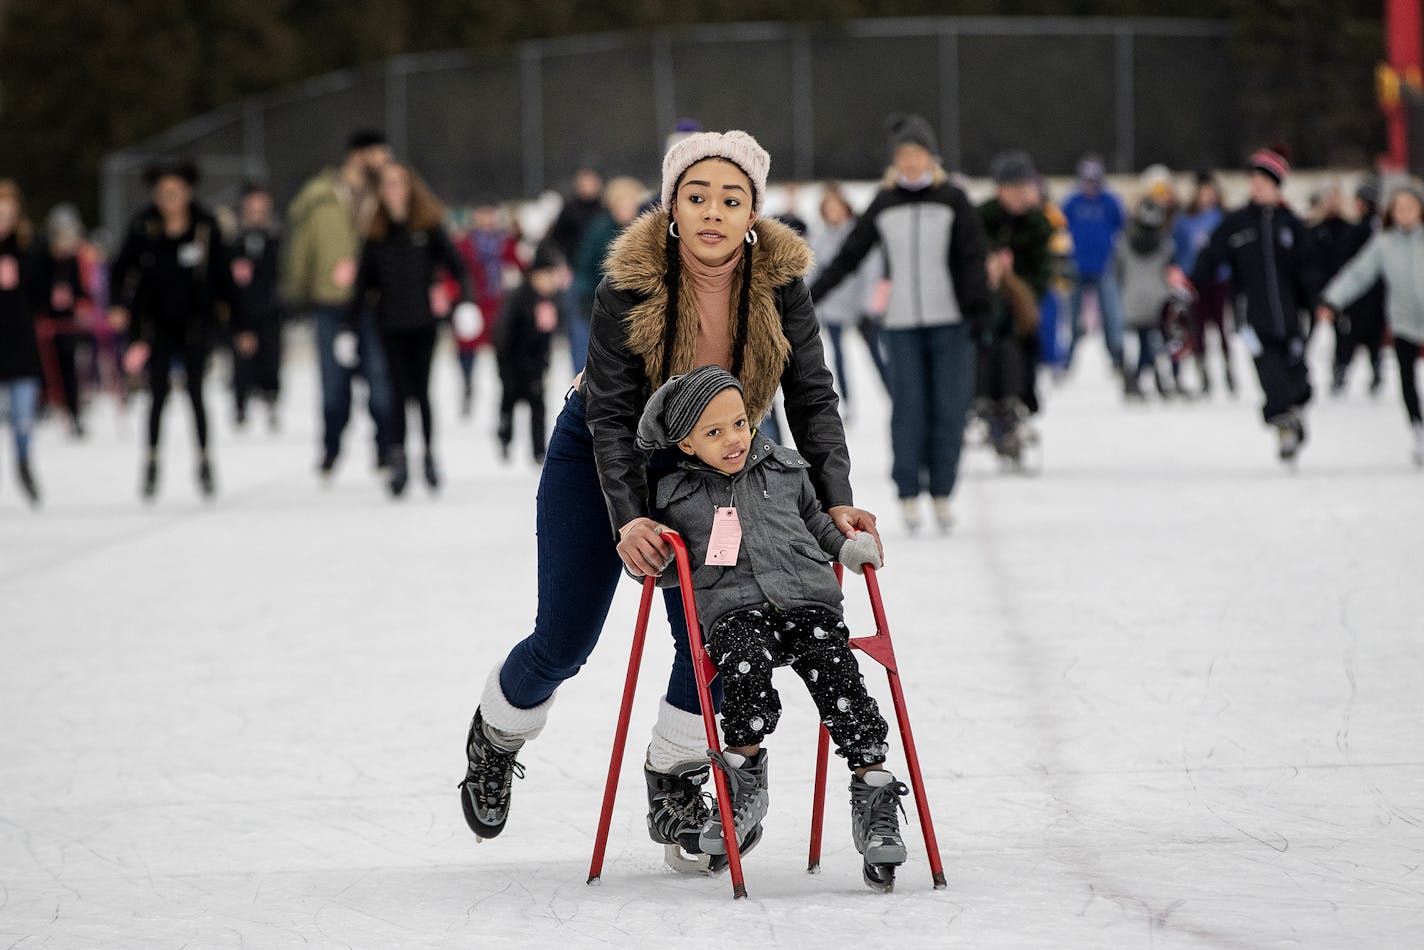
[636,364,910,890]
[494,241,562,464]
[1116,198,1178,400]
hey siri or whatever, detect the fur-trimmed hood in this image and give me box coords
[600,209,813,422]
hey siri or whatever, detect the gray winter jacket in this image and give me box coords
[654,436,848,632]
[1321,227,1424,344]
[1115,233,1176,330]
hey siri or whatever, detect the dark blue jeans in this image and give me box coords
[314,306,394,462]
[883,323,975,499]
[499,389,717,716]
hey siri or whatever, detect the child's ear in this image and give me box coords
[677,437,696,456]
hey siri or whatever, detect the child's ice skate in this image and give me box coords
[645,759,717,874]
[1271,410,1307,467]
[850,770,909,892]
[900,498,923,534]
[699,750,768,862]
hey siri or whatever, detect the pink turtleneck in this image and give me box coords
[679,241,744,370]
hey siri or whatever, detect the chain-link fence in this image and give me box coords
[100,16,1237,234]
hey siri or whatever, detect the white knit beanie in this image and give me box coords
[660,130,770,213]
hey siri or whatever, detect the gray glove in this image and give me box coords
[837,531,882,575]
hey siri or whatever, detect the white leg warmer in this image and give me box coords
[646,696,713,773]
[478,664,556,746]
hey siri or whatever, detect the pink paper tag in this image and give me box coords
[0,256,18,291]
[705,506,743,567]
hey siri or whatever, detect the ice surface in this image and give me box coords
[3,329,1422,948]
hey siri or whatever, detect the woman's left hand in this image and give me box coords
[828,505,883,566]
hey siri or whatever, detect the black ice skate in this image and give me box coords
[387,448,409,497]
[850,770,909,892]
[458,708,525,841]
[699,750,768,861]
[17,460,40,507]
[645,759,717,873]
[141,454,159,501]
[1272,411,1307,466]
[197,454,215,498]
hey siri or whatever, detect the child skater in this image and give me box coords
[636,364,910,891]
[494,240,562,464]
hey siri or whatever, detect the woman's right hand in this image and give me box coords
[617,517,675,576]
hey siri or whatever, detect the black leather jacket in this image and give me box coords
[580,275,853,539]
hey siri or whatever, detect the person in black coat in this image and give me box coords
[345,163,472,496]
[229,183,286,431]
[108,160,244,499]
[1330,182,1387,395]
[494,241,563,464]
[1191,149,1320,462]
[0,178,43,505]
[35,204,91,437]
[544,161,604,374]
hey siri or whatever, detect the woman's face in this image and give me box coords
[0,196,17,236]
[1196,183,1219,210]
[380,166,412,222]
[821,194,850,226]
[671,158,755,267]
[893,144,935,183]
[153,176,191,219]
[1392,192,1423,230]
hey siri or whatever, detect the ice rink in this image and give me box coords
[3,329,1422,949]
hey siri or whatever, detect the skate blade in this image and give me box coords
[663,843,714,875]
[862,861,897,893]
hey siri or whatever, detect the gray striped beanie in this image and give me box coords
[637,365,744,451]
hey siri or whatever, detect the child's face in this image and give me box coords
[677,387,752,475]
[529,266,560,297]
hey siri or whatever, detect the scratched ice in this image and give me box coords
[2,331,1422,948]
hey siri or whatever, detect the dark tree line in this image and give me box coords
[0,0,1387,220]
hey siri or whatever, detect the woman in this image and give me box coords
[1318,182,1424,465]
[459,131,880,871]
[810,114,990,532]
[0,179,43,506]
[108,160,243,500]
[345,163,472,496]
[809,184,890,421]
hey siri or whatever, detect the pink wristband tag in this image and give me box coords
[705,507,742,566]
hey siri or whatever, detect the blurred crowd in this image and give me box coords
[2,119,1422,516]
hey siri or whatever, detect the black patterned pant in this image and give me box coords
[706,604,889,770]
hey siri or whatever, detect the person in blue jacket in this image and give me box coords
[1061,154,1126,374]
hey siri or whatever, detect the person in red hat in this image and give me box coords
[1190,148,1318,463]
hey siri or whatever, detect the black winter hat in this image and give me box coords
[991,150,1037,185]
[886,114,939,157]
[530,240,565,272]
[346,128,388,153]
[143,159,199,188]
[637,366,744,451]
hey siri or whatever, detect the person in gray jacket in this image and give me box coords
[1117,199,1178,399]
[810,114,989,533]
[1318,181,1424,464]
[636,365,910,891]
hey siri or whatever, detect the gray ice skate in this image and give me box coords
[699,750,768,859]
[850,770,910,892]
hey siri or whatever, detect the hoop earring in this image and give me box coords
[668,220,680,239]
[745,228,759,246]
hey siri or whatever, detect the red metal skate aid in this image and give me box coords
[588,533,946,895]
[807,564,947,889]
[588,532,749,898]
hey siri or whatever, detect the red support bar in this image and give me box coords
[808,725,830,873]
[587,573,658,884]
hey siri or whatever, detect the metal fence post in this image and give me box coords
[790,25,815,181]
[939,24,963,173]
[1114,26,1135,173]
[521,42,546,196]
